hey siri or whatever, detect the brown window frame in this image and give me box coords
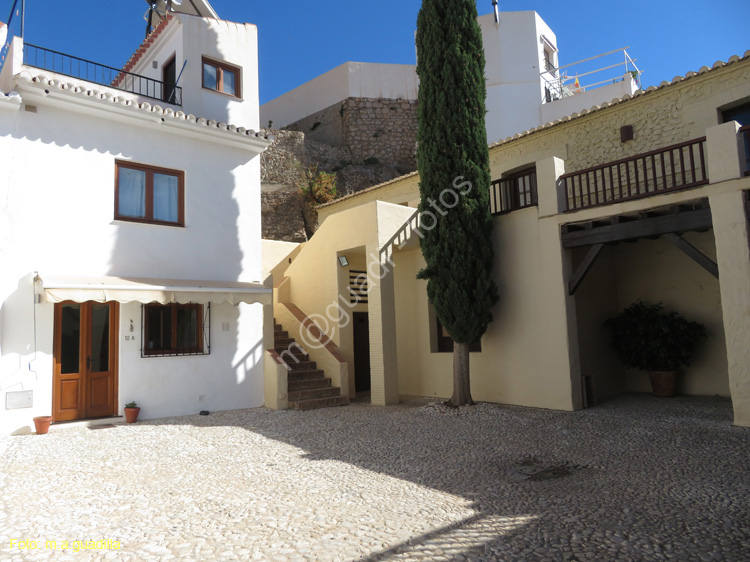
[201,56,242,99]
[142,303,206,357]
[115,160,185,227]
[490,167,538,215]
[436,316,482,353]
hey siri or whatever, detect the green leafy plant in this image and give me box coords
[299,164,337,205]
[604,301,707,372]
[125,401,138,409]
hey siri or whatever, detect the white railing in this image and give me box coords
[542,47,642,103]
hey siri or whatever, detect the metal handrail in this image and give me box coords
[23,43,182,106]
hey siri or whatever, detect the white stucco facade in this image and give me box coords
[0,13,270,435]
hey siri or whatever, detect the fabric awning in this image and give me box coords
[36,274,271,305]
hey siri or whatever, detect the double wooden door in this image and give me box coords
[53,302,118,422]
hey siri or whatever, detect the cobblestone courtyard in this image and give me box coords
[1,395,748,561]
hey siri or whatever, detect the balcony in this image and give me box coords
[22,43,182,106]
[560,137,709,212]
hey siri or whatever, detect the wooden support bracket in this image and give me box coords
[664,233,719,279]
[569,243,604,295]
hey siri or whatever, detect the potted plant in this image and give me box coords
[33,415,53,435]
[124,401,140,423]
[604,301,707,397]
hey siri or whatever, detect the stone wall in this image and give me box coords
[282,97,418,174]
[342,97,418,173]
[261,127,409,242]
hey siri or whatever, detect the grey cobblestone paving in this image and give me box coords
[0,395,748,561]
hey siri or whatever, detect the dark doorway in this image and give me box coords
[163,56,177,104]
[353,312,371,392]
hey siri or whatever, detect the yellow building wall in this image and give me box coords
[395,206,579,410]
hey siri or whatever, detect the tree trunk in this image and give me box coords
[448,342,474,407]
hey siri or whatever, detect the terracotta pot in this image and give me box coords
[124,407,141,423]
[649,371,678,397]
[33,416,53,435]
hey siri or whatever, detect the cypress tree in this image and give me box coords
[415,0,498,406]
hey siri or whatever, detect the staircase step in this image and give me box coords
[276,351,310,366]
[275,337,296,347]
[288,378,332,391]
[288,387,342,402]
[288,370,326,381]
[274,330,289,339]
[290,395,350,411]
[288,361,317,372]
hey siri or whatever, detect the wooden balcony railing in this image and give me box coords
[561,137,708,212]
[741,125,750,176]
[490,169,538,215]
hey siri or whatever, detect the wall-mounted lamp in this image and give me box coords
[338,256,349,267]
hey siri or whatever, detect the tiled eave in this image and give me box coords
[0,90,22,110]
[12,74,273,152]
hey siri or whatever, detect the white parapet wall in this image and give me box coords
[540,75,638,127]
[260,61,418,129]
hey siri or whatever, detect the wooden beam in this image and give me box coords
[562,208,712,248]
[664,233,719,279]
[569,244,604,295]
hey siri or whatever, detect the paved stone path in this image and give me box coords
[1,395,748,561]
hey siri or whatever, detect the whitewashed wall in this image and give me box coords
[0,87,264,435]
[129,14,261,131]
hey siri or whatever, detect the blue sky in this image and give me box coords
[2,1,748,105]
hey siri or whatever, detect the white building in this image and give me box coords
[261,10,638,146]
[0,1,273,435]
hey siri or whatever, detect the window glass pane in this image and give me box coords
[90,304,110,372]
[153,173,179,223]
[222,69,237,96]
[176,307,199,351]
[203,63,217,90]
[118,168,146,218]
[61,304,81,374]
[146,305,173,352]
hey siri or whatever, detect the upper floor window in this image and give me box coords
[490,167,538,215]
[202,57,241,99]
[115,161,185,227]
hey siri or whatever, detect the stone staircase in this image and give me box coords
[274,321,349,411]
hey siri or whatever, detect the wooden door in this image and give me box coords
[53,302,118,421]
[353,312,371,392]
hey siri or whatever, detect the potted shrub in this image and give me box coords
[124,401,140,423]
[604,301,707,397]
[33,415,53,435]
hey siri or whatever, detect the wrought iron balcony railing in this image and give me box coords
[23,43,182,106]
